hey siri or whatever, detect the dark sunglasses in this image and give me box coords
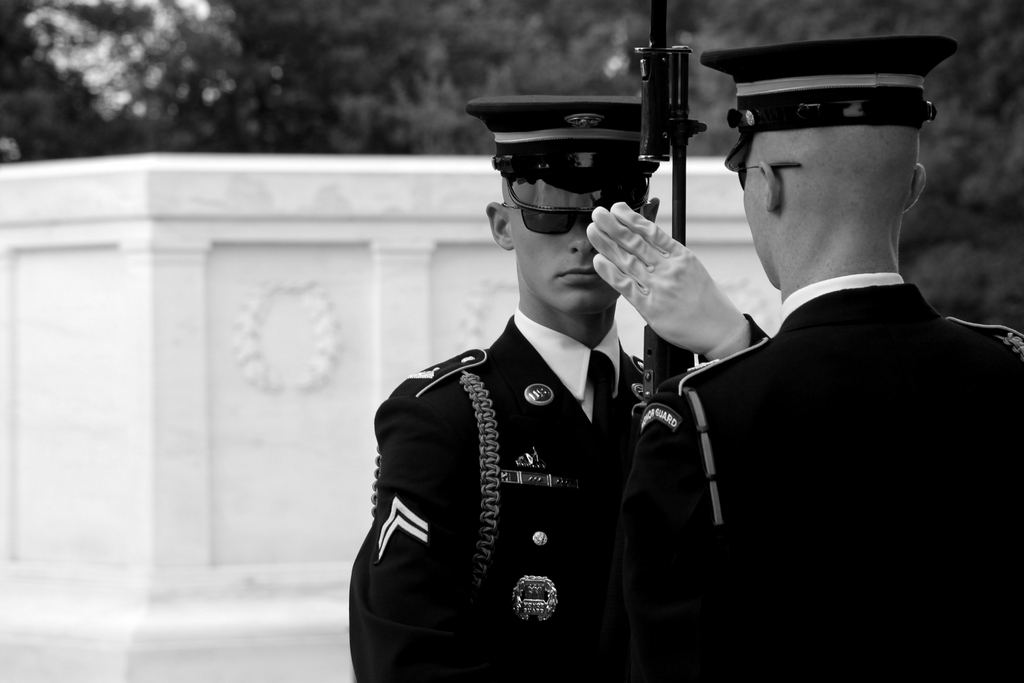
[733,162,802,190]
[500,205,595,234]
[502,176,650,233]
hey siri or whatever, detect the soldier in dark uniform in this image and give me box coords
[348,96,760,682]
[593,36,1024,681]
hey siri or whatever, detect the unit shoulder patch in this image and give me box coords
[640,402,684,433]
[391,349,488,397]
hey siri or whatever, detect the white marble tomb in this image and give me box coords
[0,153,779,683]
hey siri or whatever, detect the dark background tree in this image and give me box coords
[2,0,1021,330]
[0,0,142,160]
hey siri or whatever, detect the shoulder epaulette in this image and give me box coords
[676,336,771,393]
[392,350,489,398]
[947,317,1024,363]
[659,338,770,529]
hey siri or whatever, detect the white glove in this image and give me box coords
[588,202,750,359]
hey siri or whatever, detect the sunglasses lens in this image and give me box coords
[738,168,747,190]
[521,210,576,234]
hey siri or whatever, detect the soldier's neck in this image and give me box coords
[519,303,616,349]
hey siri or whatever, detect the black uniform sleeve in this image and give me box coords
[349,393,496,683]
[621,390,718,683]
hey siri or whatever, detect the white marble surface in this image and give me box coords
[0,153,777,683]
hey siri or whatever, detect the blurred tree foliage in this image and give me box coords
[0,0,141,159]
[1,0,1021,328]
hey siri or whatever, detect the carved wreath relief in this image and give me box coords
[232,280,342,393]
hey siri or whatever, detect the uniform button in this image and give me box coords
[532,531,548,546]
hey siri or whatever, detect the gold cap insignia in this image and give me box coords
[565,113,604,128]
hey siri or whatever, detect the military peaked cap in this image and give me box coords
[466,95,659,178]
[700,35,958,168]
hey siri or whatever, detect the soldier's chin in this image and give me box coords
[562,290,619,315]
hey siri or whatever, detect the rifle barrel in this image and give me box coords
[650,0,667,49]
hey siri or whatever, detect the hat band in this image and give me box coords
[736,73,924,97]
[492,152,659,177]
[728,99,937,131]
[494,128,641,144]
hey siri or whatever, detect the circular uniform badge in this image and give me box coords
[524,383,554,406]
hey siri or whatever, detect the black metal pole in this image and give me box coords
[636,1,704,399]
[649,0,666,49]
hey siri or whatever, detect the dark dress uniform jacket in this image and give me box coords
[350,318,644,682]
[623,284,1024,682]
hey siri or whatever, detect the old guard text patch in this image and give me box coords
[640,402,683,433]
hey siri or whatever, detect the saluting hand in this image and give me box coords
[588,202,750,359]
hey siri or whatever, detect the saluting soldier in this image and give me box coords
[348,95,761,682]
[586,36,1024,681]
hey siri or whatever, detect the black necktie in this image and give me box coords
[590,351,625,671]
[588,351,615,444]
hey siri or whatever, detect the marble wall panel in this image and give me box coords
[206,244,374,564]
[695,243,781,335]
[430,243,518,360]
[13,248,138,564]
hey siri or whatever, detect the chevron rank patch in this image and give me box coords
[640,402,683,433]
[376,495,429,563]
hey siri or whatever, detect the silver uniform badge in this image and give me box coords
[515,447,546,469]
[512,575,558,621]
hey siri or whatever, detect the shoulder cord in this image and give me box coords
[459,371,502,601]
[367,373,501,598]
[370,446,381,518]
[1000,331,1024,363]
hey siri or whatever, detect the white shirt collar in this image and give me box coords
[781,272,904,323]
[514,309,620,407]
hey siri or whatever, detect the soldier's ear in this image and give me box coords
[904,163,926,213]
[760,162,782,213]
[487,202,515,251]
